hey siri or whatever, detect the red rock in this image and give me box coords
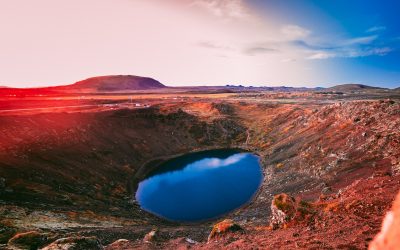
[42,236,103,250]
[7,231,47,250]
[207,219,242,242]
[369,192,400,250]
[105,239,134,250]
[143,229,158,243]
[270,193,296,229]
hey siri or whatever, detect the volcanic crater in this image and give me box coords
[1,81,400,249]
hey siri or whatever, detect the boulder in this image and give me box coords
[269,193,316,229]
[207,219,242,242]
[7,231,47,250]
[42,236,103,250]
[105,239,133,250]
[143,229,158,243]
[269,193,296,229]
[369,192,400,250]
[185,238,197,244]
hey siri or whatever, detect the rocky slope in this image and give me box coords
[0,105,245,212]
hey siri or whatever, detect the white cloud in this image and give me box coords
[244,45,278,55]
[203,154,247,168]
[189,0,249,19]
[298,31,394,60]
[281,25,311,40]
[341,35,378,46]
[185,153,247,171]
[357,47,392,56]
[308,47,392,60]
[366,26,387,33]
[308,52,335,59]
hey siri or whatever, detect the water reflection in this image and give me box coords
[136,149,263,222]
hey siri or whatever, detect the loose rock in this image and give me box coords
[105,239,132,250]
[208,219,242,242]
[7,231,47,250]
[143,229,158,243]
[270,193,296,229]
[42,236,103,250]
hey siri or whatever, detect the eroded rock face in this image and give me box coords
[0,106,246,216]
[270,194,296,229]
[207,219,242,242]
[105,239,132,250]
[42,236,103,250]
[7,231,47,250]
[143,229,158,243]
[370,192,400,250]
[269,193,316,230]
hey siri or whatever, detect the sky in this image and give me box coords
[0,0,399,88]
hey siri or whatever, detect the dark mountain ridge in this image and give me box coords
[0,75,166,95]
[64,75,165,92]
[327,84,384,92]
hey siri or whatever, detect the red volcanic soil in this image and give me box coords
[0,87,61,97]
[0,91,400,249]
[195,173,400,250]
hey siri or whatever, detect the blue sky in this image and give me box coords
[250,0,400,88]
[0,0,399,88]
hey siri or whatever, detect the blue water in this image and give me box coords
[135,149,263,222]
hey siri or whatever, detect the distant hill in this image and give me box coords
[327,84,384,92]
[260,86,323,92]
[58,75,165,92]
[221,85,322,92]
[0,75,166,96]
